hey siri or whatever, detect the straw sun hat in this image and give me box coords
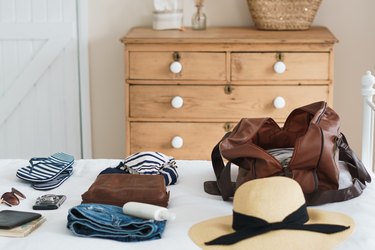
[189,176,354,250]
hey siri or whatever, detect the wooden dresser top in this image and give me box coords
[121,26,338,44]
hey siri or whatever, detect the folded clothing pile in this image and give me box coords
[67,203,166,242]
[101,151,179,186]
[16,152,74,190]
[73,152,174,242]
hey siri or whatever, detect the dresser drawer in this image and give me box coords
[130,122,235,160]
[231,52,330,81]
[128,51,226,80]
[129,85,329,121]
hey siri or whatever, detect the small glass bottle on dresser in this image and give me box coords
[192,0,206,30]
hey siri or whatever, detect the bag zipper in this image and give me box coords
[315,102,327,124]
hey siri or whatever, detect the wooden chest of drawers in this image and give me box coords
[121,27,337,160]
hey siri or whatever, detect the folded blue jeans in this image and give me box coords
[67,204,166,242]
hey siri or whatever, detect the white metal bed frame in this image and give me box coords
[361,71,375,172]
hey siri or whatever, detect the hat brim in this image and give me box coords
[188,208,354,250]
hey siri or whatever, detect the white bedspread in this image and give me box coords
[0,159,374,250]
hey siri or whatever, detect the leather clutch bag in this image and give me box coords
[81,174,170,207]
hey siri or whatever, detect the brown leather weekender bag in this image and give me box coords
[205,101,371,205]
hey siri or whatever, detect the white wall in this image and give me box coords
[88,0,375,158]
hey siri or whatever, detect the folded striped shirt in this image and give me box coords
[113,151,178,185]
[116,151,179,185]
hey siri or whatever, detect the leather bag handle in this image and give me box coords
[206,133,235,200]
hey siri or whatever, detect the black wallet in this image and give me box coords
[0,210,42,229]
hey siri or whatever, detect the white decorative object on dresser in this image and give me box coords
[121,26,337,160]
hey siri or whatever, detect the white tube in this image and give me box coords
[123,202,176,221]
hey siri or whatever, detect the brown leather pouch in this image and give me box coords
[81,174,170,207]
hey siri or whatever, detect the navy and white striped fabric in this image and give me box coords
[32,167,73,190]
[16,152,74,190]
[117,151,179,185]
[266,147,294,168]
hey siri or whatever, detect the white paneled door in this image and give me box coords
[0,0,84,159]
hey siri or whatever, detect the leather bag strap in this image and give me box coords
[338,133,372,183]
[305,176,366,206]
[305,133,371,205]
[207,134,236,200]
[211,132,231,179]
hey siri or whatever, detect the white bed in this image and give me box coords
[1,71,375,250]
[0,159,374,250]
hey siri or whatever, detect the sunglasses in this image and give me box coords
[0,188,26,206]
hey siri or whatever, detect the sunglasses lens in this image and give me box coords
[11,187,26,199]
[1,192,19,206]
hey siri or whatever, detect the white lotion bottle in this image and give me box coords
[123,202,176,221]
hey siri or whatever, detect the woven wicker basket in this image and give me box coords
[247,0,322,30]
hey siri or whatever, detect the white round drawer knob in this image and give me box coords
[171,136,183,149]
[170,61,182,74]
[273,96,286,109]
[171,96,184,109]
[273,61,286,74]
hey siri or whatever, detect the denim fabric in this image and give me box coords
[67,203,166,242]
